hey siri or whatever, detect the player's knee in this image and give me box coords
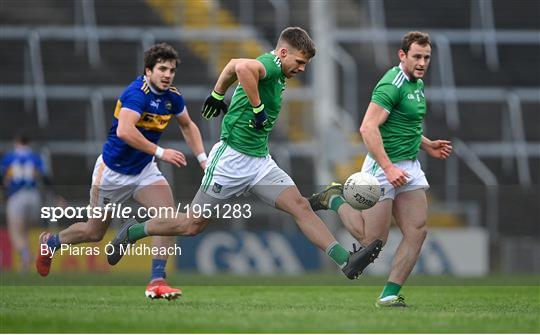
[405,221,427,242]
[349,226,365,243]
[291,195,312,216]
[183,224,203,236]
[181,218,207,236]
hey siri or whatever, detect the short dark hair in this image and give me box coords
[277,27,316,58]
[143,43,180,73]
[401,31,431,54]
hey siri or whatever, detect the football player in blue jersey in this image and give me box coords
[36,43,206,300]
[1,132,53,272]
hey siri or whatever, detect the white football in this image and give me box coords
[343,172,381,210]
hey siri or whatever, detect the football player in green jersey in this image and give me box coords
[309,31,452,307]
[109,27,382,280]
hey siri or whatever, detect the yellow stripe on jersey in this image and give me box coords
[141,82,150,94]
[135,112,172,132]
[169,86,181,96]
[113,100,122,118]
[114,100,171,132]
[4,166,13,180]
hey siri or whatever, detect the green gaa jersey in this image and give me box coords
[220,52,286,157]
[371,65,427,162]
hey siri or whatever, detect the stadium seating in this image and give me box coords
[1,0,538,266]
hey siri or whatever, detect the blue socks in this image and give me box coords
[47,234,61,250]
[151,259,167,280]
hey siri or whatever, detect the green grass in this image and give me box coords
[1,274,539,333]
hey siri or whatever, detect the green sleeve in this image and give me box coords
[257,56,281,81]
[371,82,400,112]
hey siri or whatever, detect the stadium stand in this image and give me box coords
[1,0,538,272]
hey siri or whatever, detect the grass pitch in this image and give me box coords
[1,274,539,333]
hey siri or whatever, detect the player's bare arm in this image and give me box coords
[420,136,452,160]
[232,59,266,106]
[360,102,409,187]
[214,59,266,98]
[176,108,207,169]
[117,108,186,168]
[202,58,266,120]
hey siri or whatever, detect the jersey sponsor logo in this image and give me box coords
[212,182,222,194]
[150,100,160,109]
[407,90,423,102]
[136,112,172,132]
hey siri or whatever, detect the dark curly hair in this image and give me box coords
[143,43,180,73]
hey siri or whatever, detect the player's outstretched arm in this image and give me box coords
[117,108,186,167]
[176,108,207,169]
[420,136,452,160]
[202,58,255,119]
[360,102,409,187]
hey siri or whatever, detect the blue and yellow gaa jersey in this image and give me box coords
[102,76,185,175]
[1,148,45,197]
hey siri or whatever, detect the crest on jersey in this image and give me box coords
[212,182,223,194]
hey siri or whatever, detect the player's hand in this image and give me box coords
[248,103,268,130]
[383,165,410,188]
[160,148,187,168]
[425,140,452,160]
[202,91,228,119]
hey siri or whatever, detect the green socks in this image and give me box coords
[127,222,148,241]
[326,241,349,268]
[380,281,402,298]
[329,195,345,212]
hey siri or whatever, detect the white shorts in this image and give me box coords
[89,155,167,208]
[7,189,41,223]
[361,155,429,201]
[197,141,294,207]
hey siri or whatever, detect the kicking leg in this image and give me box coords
[107,189,214,266]
[274,186,382,279]
[308,182,376,246]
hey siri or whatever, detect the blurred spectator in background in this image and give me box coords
[0,131,61,272]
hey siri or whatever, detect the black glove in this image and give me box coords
[248,103,268,130]
[202,90,228,119]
